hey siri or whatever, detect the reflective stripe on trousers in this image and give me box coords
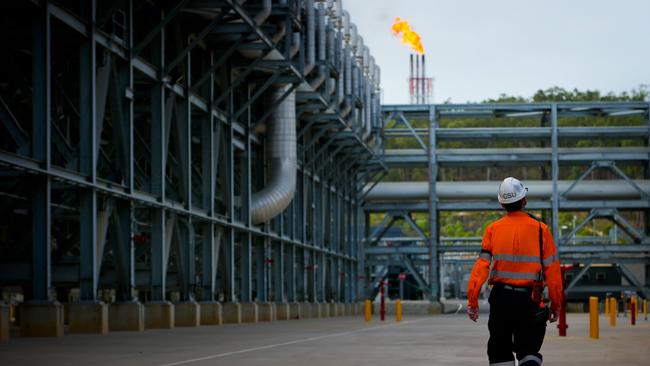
[519,354,542,365]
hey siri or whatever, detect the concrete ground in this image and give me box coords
[0,313,648,366]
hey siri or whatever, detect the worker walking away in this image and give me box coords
[467,177,563,366]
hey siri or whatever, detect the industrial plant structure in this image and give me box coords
[368,103,650,304]
[0,0,648,340]
[0,0,384,335]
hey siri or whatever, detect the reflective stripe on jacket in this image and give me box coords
[467,211,564,311]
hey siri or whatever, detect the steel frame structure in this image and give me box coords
[365,102,650,301]
[0,0,385,310]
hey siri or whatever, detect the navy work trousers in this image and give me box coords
[487,284,547,366]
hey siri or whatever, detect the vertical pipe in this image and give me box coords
[422,54,426,104]
[415,55,419,104]
[551,105,560,248]
[589,296,599,339]
[409,54,413,104]
[428,106,439,301]
[305,0,315,74]
[345,45,352,96]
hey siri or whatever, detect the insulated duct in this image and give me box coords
[305,0,316,75]
[326,22,337,97]
[254,0,272,26]
[363,79,371,139]
[251,85,297,224]
[342,10,350,40]
[308,3,326,89]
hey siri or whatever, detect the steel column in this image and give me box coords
[428,105,439,301]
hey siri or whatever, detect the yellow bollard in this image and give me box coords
[604,296,609,315]
[364,299,372,322]
[589,296,599,339]
[396,299,402,322]
[644,299,647,321]
[609,297,617,327]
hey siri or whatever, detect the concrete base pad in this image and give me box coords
[322,302,338,317]
[257,303,275,322]
[1,304,10,341]
[275,303,290,320]
[337,303,345,316]
[145,301,175,329]
[199,302,222,325]
[175,302,200,327]
[109,302,144,331]
[312,303,323,318]
[289,303,301,320]
[222,303,241,324]
[69,302,109,334]
[20,301,64,337]
[345,303,353,316]
[240,303,258,323]
[330,302,344,316]
[63,303,70,325]
[299,303,310,319]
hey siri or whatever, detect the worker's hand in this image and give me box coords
[548,308,559,323]
[468,306,479,322]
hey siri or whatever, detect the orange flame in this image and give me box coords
[391,17,425,54]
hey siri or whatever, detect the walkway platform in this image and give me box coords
[0,314,648,365]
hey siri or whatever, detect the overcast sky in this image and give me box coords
[343,0,650,104]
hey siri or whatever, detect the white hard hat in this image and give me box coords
[498,177,528,204]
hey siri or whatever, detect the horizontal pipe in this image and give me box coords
[365,180,650,201]
[382,126,650,139]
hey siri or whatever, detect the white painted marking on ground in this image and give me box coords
[158,319,428,366]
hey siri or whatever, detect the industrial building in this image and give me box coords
[0,0,384,335]
[0,0,648,365]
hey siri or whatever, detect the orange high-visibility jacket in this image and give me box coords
[467,211,564,311]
